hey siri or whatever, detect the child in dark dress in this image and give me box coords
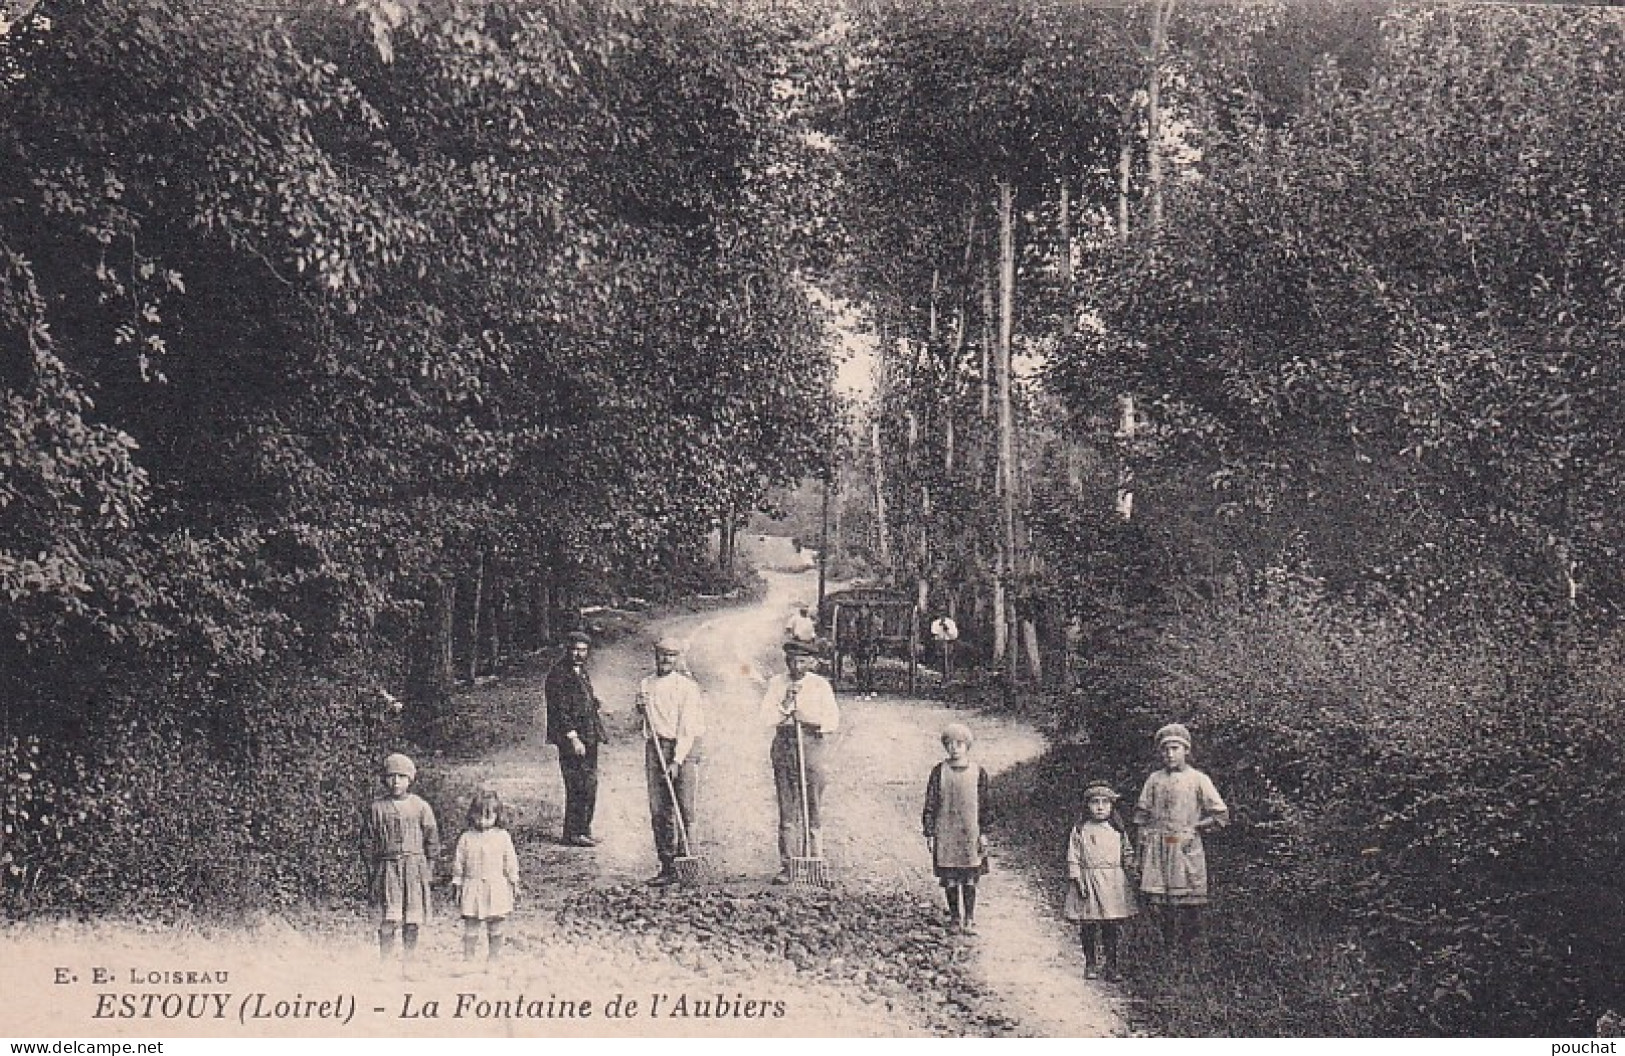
[362,752,440,978]
[922,722,991,933]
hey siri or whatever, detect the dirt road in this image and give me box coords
[0,537,1128,1039]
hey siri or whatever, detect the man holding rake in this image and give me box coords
[759,638,841,884]
[638,636,707,886]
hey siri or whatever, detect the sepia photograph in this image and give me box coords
[2,0,1623,1043]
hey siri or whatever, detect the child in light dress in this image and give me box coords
[451,788,522,968]
[362,752,440,977]
[1064,783,1138,980]
[1134,722,1228,941]
[922,722,991,934]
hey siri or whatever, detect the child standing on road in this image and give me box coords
[1134,723,1228,942]
[451,788,522,969]
[1064,783,1138,980]
[362,753,441,977]
[922,722,991,934]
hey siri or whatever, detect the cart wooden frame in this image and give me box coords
[820,587,921,694]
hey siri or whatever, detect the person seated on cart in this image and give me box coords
[785,605,818,644]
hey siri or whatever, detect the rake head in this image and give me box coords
[671,854,707,885]
[788,855,831,887]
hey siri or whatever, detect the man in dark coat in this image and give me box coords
[545,630,609,846]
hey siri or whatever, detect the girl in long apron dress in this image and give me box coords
[1133,723,1228,941]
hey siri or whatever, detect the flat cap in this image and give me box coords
[654,636,686,655]
[1155,722,1192,749]
[563,630,593,646]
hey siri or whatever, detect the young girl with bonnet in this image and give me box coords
[1064,782,1137,979]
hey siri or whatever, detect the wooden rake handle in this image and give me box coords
[793,717,813,859]
[644,708,694,858]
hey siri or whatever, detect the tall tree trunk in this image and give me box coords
[1022,616,1042,685]
[831,468,844,573]
[977,237,997,638]
[817,472,831,609]
[872,316,892,571]
[1147,0,1175,229]
[488,566,504,674]
[1558,540,1578,609]
[871,415,890,568]
[916,470,930,613]
[1116,394,1136,520]
[437,577,455,696]
[994,180,1019,682]
[943,292,965,481]
[990,574,1008,672]
[1110,3,1174,526]
[1013,404,1041,685]
[968,233,994,636]
[918,479,931,616]
[946,207,976,481]
[980,247,995,425]
[467,548,485,683]
[719,510,735,573]
[928,268,940,350]
[406,576,456,742]
[1117,111,1134,239]
[533,569,553,646]
[921,268,939,613]
[1114,94,1136,514]
[1059,178,1075,340]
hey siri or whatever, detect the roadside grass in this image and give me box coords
[1115,901,1380,1036]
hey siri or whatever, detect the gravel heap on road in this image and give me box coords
[554,882,1023,1037]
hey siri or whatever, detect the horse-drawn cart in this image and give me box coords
[820,587,920,694]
